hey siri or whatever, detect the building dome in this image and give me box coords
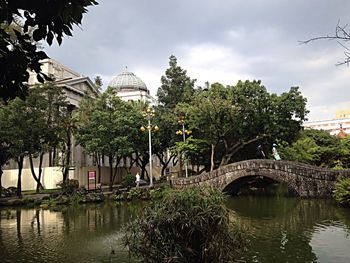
[109,70,148,92]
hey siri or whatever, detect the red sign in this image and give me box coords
[88,171,96,180]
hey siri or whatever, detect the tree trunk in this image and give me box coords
[210,144,215,171]
[108,155,113,191]
[94,153,102,184]
[28,153,44,193]
[52,146,57,166]
[156,153,175,176]
[36,152,45,193]
[63,127,71,182]
[178,153,183,177]
[17,156,24,197]
[97,163,101,184]
[0,168,3,197]
[112,157,121,184]
[49,149,52,167]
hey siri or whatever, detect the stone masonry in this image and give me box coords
[172,159,350,198]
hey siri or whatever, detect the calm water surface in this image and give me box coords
[0,197,349,263]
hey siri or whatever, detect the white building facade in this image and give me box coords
[303,118,350,137]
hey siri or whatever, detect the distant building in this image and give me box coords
[28,58,99,107]
[303,117,350,138]
[108,69,156,105]
[335,109,350,119]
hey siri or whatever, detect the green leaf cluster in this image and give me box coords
[333,177,350,206]
[0,0,98,102]
[280,129,342,167]
[178,81,308,170]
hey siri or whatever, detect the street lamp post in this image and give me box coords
[176,116,192,178]
[140,107,159,186]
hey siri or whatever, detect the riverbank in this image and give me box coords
[0,184,167,207]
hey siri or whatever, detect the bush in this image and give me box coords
[149,187,168,200]
[1,187,17,197]
[127,188,142,200]
[333,177,350,206]
[124,187,246,263]
[56,179,79,195]
[122,173,136,188]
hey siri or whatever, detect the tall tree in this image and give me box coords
[76,88,138,190]
[182,81,308,171]
[152,106,179,176]
[0,98,31,196]
[0,0,98,102]
[156,55,196,109]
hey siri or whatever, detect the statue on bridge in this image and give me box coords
[272,143,281,160]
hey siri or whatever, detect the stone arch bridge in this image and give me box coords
[172,159,350,197]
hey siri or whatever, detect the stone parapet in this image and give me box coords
[172,159,350,198]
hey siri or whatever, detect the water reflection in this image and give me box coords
[226,197,350,263]
[0,198,350,263]
[0,202,141,263]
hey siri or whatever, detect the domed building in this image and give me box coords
[108,69,155,104]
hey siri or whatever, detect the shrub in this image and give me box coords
[127,188,142,200]
[122,173,136,188]
[124,187,246,263]
[333,177,350,206]
[1,187,17,197]
[56,179,79,195]
[149,187,168,200]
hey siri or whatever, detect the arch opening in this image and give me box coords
[223,175,298,197]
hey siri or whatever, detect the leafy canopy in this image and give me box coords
[0,0,98,102]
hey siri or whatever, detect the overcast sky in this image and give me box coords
[45,0,350,121]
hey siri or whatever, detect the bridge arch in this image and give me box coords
[221,172,299,196]
[172,159,350,198]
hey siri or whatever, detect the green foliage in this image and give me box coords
[280,129,340,167]
[56,179,79,195]
[180,81,308,170]
[0,0,98,102]
[0,83,69,194]
[149,187,168,199]
[157,55,196,108]
[122,173,136,188]
[338,136,350,168]
[127,188,142,200]
[0,186,18,197]
[333,177,350,206]
[76,88,139,188]
[280,137,320,164]
[124,187,246,263]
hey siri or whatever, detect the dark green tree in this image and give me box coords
[156,55,196,109]
[76,88,138,190]
[280,129,341,167]
[0,0,98,102]
[181,81,308,170]
[0,98,31,196]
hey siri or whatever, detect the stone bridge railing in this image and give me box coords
[172,159,350,197]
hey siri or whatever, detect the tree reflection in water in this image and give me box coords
[226,196,350,263]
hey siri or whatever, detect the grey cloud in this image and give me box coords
[45,0,350,120]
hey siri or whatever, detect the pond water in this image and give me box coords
[0,197,349,263]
